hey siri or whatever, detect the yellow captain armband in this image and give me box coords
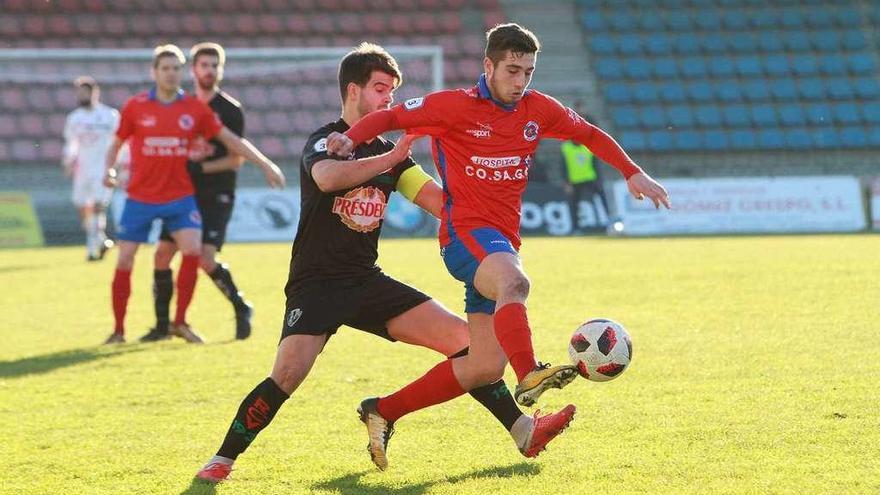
[397,164,434,202]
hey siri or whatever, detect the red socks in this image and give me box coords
[111,268,131,334]
[174,255,200,325]
[494,303,538,382]
[376,359,465,423]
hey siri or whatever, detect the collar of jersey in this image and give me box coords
[148,87,185,104]
[477,73,529,112]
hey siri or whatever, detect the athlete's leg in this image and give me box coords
[151,238,177,335]
[167,228,203,342]
[108,240,139,340]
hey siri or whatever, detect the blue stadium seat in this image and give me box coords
[708,58,736,78]
[618,34,643,55]
[694,104,722,127]
[645,34,672,55]
[632,82,660,103]
[770,79,798,101]
[702,130,729,150]
[647,130,674,151]
[589,36,616,55]
[811,127,840,148]
[687,81,715,102]
[680,57,708,79]
[757,128,785,149]
[638,15,665,31]
[610,12,638,31]
[798,78,825,100]
[580,13,606,32]
[758,31,785,52]
[595,59,624,80]
[785,128,813,149]
[868,128,880,147]
[842,31,867,50]
[723,104,751,126]
[782,31,811,52]
[751,9,780,28]
[818,55,847,76]
[805,103,833,125]
[673,130,703,150]
[722,11,749,30]
[605,84,632,104]
[790,55,818,76]
[728,129,757,149]
[618,131,647,151]
[840,127,868,148]
[640,106,666,127]
[811,30,841,51]
[827,78,855,100]
[848,54,875,75]
[695,11,722,30]
[751,104,778,126]
[666,11,693,30]
[778,104,806,126]
[703,35,727,55]
[652,58,678,78]
[854,78,880,99]
[779,9,806,28]
[833,102,862,125]
[715,81,743,103]
[674,33,701,55]
[729,35,758,54]
[668,105,695,127]
[834,8,861,27]
[805,8,834,28]
[764,54,790,77]
[611,107,640,128]
[735,56,763,77]
[624,57,652,79]
[863,102,880,125]
[743,80,771,101]
[659,82,688,103]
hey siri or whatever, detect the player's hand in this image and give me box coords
[626,172,670,209]
[103,168,117,188]
[390,134,421,163]
[326,131,354,157]
[262,162,286,189]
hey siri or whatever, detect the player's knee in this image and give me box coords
[469,355,506,386]
[199,252,216,272]
[270,365,304,395]
[501,274,530,300]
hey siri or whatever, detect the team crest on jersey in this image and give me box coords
[404,97,424,110]
[178,114,194,131]
[523,120,539,142]
[331,186,387,233]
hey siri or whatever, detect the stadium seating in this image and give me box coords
[578,0,880,151]
[0,0,500,164]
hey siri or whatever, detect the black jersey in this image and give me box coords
[189,90,245,194]
[285,119,416,294]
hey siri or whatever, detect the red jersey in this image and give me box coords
[345,75,642,249]
[116,88,222,203]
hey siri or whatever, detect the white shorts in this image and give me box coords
[72,176,112,208]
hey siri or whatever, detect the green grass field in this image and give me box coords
[2,236,879,494]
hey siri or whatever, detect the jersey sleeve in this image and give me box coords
[115,99,136,141]
[345,90,459,145]
[196,100,223,139]
[225,105,245,138]
[301,128,333,178]
[537,93,642,179]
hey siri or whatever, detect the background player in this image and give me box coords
[103,44,285,344]
[195,44,574,483]
[326,24,670,450]
[62,76,118,261]
[143,42,254,344]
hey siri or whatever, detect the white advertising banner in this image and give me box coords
[226,188,301,242]
[870,177,880,231]
[613,176,866,235]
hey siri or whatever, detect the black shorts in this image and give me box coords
[281,271,431,342]
[159,191,235,250]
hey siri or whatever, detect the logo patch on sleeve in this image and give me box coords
[404,97,424,110]
[314,138,328,152]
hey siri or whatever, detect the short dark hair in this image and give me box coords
[190,42,226,66]
[338,43,402,103]
[152,44,185,68]
[484,23,541,66]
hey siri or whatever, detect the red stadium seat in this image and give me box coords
[257,14,285,34]
[12,140,39,161]
[0,15,22,37]
[47,15,74,37]
[257,136,284,157]
[389,14,412,35]
[0,115,17,138]
[413,16,439,34]
[268,86,297,107]
[234,14,259,35]
[0,140,9,162]
[23,15,49,37]
[1,88,27,112]
[179,14,207,36]
[338,14,363,34]
[264,112,291,134]
[128,16,155,36]
[284,14,310,35]
[47,115,67,136]
[155,14,181,35]
[39,139,63,161]
[483,11,506,29]
[440,13,462,33]
[20,115,45,138]
[362,14,387,35]
[245,113,265,135]
[309,14,335,34]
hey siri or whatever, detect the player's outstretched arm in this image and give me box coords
[200,155,245,174]
[397,165,442,218]
[312,134,418,193]
[216,127,285,189]
[103,136,124,187]
[626,172,671,209]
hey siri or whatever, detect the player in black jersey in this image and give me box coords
[194,44,574,483]
[141,43,254,344]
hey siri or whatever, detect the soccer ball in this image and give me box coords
[568,319,632,382]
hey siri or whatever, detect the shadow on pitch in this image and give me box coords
[0,345,146,379]
[179,478,217,495]
[311,462,541,495]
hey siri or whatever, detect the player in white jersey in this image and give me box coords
[62,76,119,261]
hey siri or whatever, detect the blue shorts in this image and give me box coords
[117,196,202,243]
[440,227,518,315]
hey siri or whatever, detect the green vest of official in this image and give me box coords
[561,141,597,184]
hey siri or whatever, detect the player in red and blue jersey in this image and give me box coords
[102,44,285,345]
[327,24,670,467]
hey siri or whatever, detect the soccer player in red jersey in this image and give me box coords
[327,24,670,464]
[102,44,285,344]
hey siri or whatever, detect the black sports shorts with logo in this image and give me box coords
[159,192,235,250]
[281,271,431,342]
